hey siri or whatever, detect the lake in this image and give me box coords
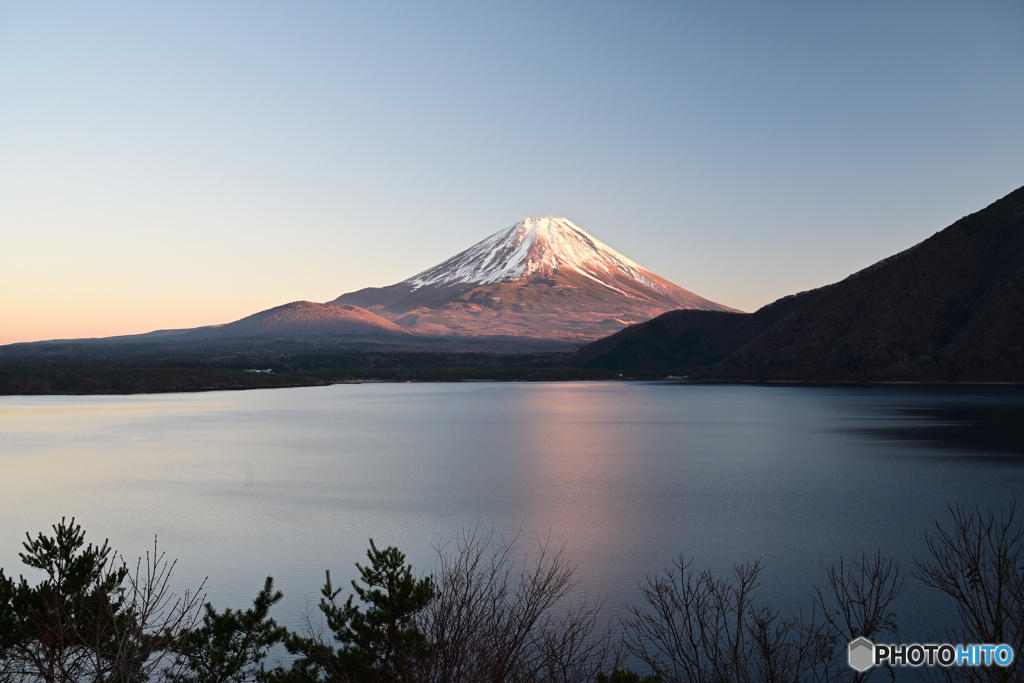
[2,381,1023,649]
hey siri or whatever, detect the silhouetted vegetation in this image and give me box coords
[0,349,650,395]
[914,505,1024,683]
[3,506,1023,681]
[0,519,203,682]
[171,577,287,683]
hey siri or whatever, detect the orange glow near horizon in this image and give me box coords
[0,302,245,346]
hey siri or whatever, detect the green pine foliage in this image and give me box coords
[283,540,435,683]
[0,518,200,682]
[172,577,287,683]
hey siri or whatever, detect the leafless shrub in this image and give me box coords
[414,527,619,683]
[914,503,1024,683]
[622,556,759,683]
[813,552,903,644]
[747,603,839,683]
[527,598,619,683]
[811,552,903,683]
[622,556,861,683]
[104,540,207,682]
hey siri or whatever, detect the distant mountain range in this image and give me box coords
[9,185,1024,385]
[6,217,730,349]
[576,183,1024,382]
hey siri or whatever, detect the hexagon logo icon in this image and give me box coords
[848,637,875,672]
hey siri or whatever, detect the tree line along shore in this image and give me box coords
[0,350,640,395]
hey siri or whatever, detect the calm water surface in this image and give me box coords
[2,381,1023,642]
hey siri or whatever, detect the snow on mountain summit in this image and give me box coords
[406,217,655,294]
[329,215,738,340]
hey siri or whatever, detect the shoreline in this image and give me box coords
[3,372,1023,398]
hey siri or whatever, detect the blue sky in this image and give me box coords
[2,1,1023,343]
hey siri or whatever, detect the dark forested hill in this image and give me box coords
[573,292,811,371]
[575,184,1024,382]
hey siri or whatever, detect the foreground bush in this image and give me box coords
[622,553,903,683]
[411,528,617,683]
[2,504,1023,682]
[281,540,436,683]
[914,504,1024,683]
[0,518,203,682]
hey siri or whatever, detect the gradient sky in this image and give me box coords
[2,1,1023,345]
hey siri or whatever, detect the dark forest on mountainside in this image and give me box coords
[577,184,1024,382]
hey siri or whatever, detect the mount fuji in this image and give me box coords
[330,217,737,341]
[3,217,734,351]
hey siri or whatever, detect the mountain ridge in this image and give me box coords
[576,183,1024,381]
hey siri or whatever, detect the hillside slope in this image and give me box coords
[573,292,812,371]
[578,184,1024,381]
[193,301,410,339]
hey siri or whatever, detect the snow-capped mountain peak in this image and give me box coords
[406,217,655,293]
[329,215,738,341]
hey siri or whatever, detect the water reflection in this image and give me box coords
[845,390,1024,458]
[510,383,649,594]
